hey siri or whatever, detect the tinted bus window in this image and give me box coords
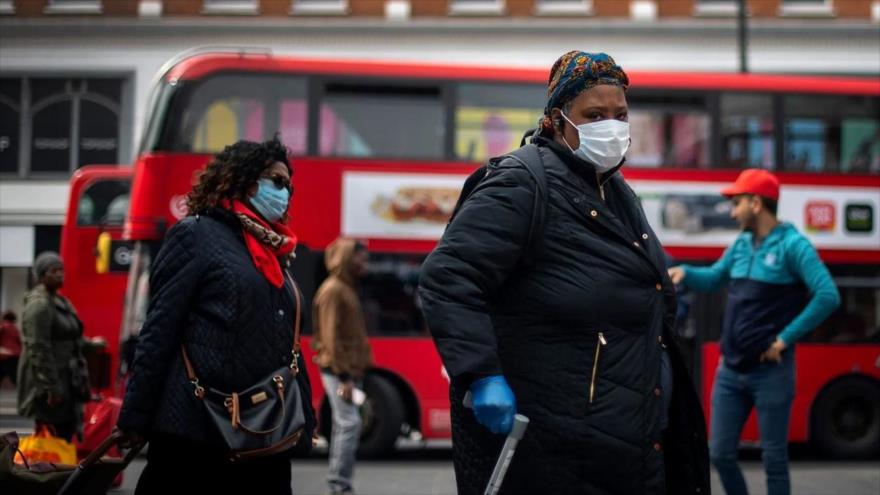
[721,93,775,169]
[455,83,544,162]
[165,74,307,154]
[320,83,444,160]
[297,250,427,337]
[77,179,130,226]
[360,253,426,336]
[784,95,880,174]
[807,274,880,343]
[627,92,711,168]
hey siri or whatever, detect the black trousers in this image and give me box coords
[135,433,293,495]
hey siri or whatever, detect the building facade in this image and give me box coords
[0,0,878,315]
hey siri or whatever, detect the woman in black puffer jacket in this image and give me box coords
[419,51,709,495]
[117,137,315,495]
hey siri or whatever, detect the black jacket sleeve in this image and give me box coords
[118,218,206,434]
[419,160,536,382]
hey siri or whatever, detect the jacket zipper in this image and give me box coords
[589,332,607,404]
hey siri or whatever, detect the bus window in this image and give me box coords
[359,253,427,336]
[808,274,880,344]
[784,94,880,173]
[720,93,775,170]
[167,74,307,154]
[626,93,711,168]
[455,83,545,162]
[76,179,130,226]
[319,83,444,160]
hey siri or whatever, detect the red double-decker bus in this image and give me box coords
[60,49,879,458]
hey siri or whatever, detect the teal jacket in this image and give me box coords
[682,222,840,370]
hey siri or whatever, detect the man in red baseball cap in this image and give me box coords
[668,168,839,495]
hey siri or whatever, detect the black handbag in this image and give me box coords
[181,274,306,461]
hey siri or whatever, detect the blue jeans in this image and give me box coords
[710,353,795,495]
[321,372,362,493]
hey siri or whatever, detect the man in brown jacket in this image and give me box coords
[313,238,373,495]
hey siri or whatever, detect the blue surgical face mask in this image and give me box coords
[250,178,290,223]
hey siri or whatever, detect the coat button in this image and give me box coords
[654,388,661,397]
[590,209,598,217]
[642,233,649,240]
[653,443,662,452]
[632,241,640,248]
[278,309,284,316]
[655,283,662,291]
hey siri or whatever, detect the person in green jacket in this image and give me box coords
[17,251,102,441]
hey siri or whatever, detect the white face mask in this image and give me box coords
[561,114,631,173]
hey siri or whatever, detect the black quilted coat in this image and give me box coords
[117,208,315,449]
[419,138,709,495]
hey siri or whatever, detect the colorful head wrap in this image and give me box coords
[539,51,629,135]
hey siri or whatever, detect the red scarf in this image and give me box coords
[227,200,297,288]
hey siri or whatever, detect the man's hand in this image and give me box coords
[761,338,787,364]
[667,266,685,285]
[337,380,355,402]
[469,375,516,435]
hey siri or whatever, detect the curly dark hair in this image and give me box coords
[186,136,291,215]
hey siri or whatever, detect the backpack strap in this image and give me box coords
[447,143,549,267]
[502,143,548,267]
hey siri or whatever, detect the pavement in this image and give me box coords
[2,384,879,495]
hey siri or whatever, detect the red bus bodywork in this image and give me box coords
[60,165,132,391]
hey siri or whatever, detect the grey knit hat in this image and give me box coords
[33,251,63,280]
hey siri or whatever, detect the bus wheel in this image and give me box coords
[358,374,405,458]
[811,376,880,459]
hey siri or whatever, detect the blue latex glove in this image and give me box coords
[469,375,516,435]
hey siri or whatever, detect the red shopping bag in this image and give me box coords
[75,396,124,487]
[77,397,122,457]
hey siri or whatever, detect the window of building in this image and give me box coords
[0,1,14,14]
[693,0,738,17]
[289,0,349,15]
[0,77,124,177]
[455,83,545,163]
[76,179,131,227]
[27,78,124,174]
[44,0,102,14]
[534,0,593,15]
[319,83,445,160]
[201,0,258,15]
[779,0,835,17]
[449,0,505,16]
[0,79,21,174]
[784,94,879,173]
[720,93,775,170]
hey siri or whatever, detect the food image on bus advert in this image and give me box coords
[371,187,460,224]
